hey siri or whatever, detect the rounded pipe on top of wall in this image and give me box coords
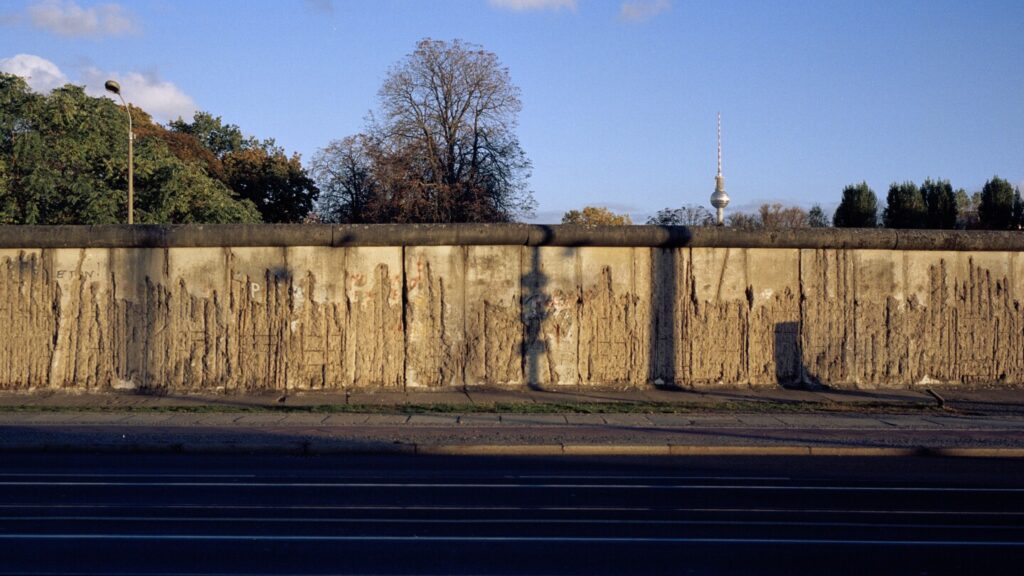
[0,224,1021,251]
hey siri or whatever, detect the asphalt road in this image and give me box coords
[0,453,1022,575]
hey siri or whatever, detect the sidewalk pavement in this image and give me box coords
[2,385,1016,409]
[1,387,1022,456]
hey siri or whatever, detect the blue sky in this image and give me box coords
[2,0,1022,222]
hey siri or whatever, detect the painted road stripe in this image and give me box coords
[0,534,1021,546]
[0,473,789,480]
[2,504,1022,516]
[1,481,1022,492]
[0,504,656,511]
[0,473,789,482]
[1,516,1020,530]
[0,473,257,479]
[507,475,792,481]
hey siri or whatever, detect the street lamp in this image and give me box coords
[105,80,134,224]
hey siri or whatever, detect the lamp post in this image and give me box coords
[105,80,133,224]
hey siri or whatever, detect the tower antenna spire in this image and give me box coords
[717,112,722,177]
[709,112,730,226]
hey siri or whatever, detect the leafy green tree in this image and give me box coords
[0,72,260,224]
[1013,187,1024,230]
[222,146,318,223]
[920,178,957,229]
[171,112,318,222]
[0,75,36,223]
[978,176,1017,230]
[168,112,250,159]
[808,204,829,227]
[0,157,13,224]
[136,119,225,182]
[954,188,980,229]
[833,182,878,228]
[3,83,124,224]
[883,181,926,229]
[139,160,261,223]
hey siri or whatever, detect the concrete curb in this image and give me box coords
[3,441,1023,458]
[419,444,1024,458]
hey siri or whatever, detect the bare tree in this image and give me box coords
[727,203,810,229]
[758,203,809,229]
[315,38,534,223]
[309,135,379,223]
[726,211,762,230]
[646,205,714,226]
[311,39,533,223]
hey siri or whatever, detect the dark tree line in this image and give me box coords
[833,177,1023,230]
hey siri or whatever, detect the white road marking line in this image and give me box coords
[678,507,1024,516]
[0,534,1020,546]
[1,504,1021,516]
[0,481,1021,492]
[0,473,257,479]
[507,475,792,481]
[1,516,1020,530]
[0,504,653,512]
[0,474,788,482]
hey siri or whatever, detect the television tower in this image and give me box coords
[709,112,730,226]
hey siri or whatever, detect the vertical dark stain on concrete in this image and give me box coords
[0,244,1021,392]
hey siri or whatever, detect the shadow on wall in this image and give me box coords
[521,227,552,391]
[113,247,160,391]
[522,225,693,390]
[521,225,691,390]
[774,321,824,389]
[649,246,677,387]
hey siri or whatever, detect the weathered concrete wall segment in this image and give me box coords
[1,226,1022,391]
[4,224,1024,250]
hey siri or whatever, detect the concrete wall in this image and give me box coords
[1,225,1022,392]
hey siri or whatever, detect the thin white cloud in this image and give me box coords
[0,54,69,92]
[27,0,137,38]
[488,0,577,12]
[619,0,670,22]
[1,54,196,123]
[81,68,196,122]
